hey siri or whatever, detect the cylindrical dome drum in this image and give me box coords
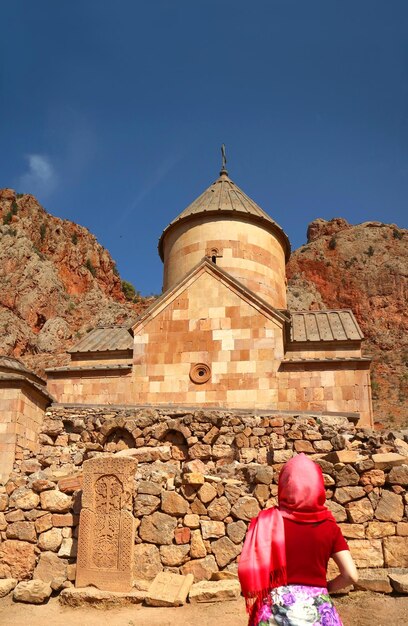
[158,169,290,309]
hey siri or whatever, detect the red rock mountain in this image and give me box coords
[287,218,407,427]
[0,188,152,373]
[1,189,406,426]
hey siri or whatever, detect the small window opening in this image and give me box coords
[211,255,217,264]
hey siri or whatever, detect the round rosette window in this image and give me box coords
[189,363,211,384]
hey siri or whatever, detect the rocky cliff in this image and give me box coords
[0,189,152,373]
[287,218,407,427]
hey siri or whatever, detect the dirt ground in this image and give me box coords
[0,592,408,626]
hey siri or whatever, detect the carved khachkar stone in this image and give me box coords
[76,456,137,592]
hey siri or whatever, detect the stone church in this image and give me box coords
[0,163,373,481]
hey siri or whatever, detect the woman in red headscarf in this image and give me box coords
[238,453,358,626]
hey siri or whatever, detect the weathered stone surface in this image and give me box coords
[190,529,207,559]
[184,459,207,474]
[40,490,72,513]
[9,488,40,511]
[346,498,374,523]
[334,465,360,487]
[200,520,225,540]
[137,480,162,496]
[181,555,218,582]
[375,490,404,522]
[0,540,36,579]
[211,536,241,568]
[231,496,260,521]
[133,544,162,581]
[388,465,408,485]
[383,537,408,567]
[133,494,160,516]
[34,551,67,584]
[52,513,76,527]
[366,522,396,538]
[58,538,77,558]
[360,469,385,487]
[338,523,365,539]
[348,539,383,567]
[198,482,217,504]
[273,450,293,463]
[0,493,9,511]
[210,571,239,581]
[119,446,171,463]
[161,491,189,516]
[326,500,347,522]
[58,475,83,494]
[207,496,231,521]
[389,572,408,593]
[31,479,55,493]
[35,513,53,534]
[189,579,241,603]
[145,572,194,607]
[372,453,407,470]
[227,520,248,544]
[334,486,366,505]
[139,512,177,544]
[325,451,359,464]
[397,522,408,536]
[212,444,234,459]
[254,466,273,485]
[183,473,205,486]
[6,521,36,543]
[189,443,211,460]
[184,513,200,529]
[160,544,190,566]
[354,568,392,593]
[13,580,52,604]
[59,586,145,607]
[38,528,63,552]
[5,510,24,524]
[174,527,191,544]
[191,497,207,515]
[0,578,17,598]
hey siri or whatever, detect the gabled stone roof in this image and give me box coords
[158,169,290,260]
[68,326,133,354]
[290,310,364,342]
[0,355,54,401]
[0,356,46,385]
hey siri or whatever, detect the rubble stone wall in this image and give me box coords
[1,406,407,594]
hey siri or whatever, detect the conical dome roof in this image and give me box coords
[158,168,290,261]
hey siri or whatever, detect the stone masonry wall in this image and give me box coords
[1,406,408,595]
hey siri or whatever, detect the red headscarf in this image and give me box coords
[238,454,335,624]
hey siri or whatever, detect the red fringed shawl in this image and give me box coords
[238,454,336,625]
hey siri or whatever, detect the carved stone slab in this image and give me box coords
[145,571,194,606]
[76,456,137,592]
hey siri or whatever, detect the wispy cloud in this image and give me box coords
[116,152,183,227]
[18,154,57,197]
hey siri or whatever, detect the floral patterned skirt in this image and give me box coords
[254,584,343,626]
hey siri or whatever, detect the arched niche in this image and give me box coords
[104,427,136,453]
[160,429,189,461]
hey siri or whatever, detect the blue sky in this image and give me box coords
[1,1,407,295]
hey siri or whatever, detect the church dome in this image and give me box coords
[158,166,291,309]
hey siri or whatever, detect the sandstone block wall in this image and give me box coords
[132,269,285,408]
[0,385,48,483]
[1,406,407,594]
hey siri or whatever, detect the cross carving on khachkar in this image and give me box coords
[75,456,137,592]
